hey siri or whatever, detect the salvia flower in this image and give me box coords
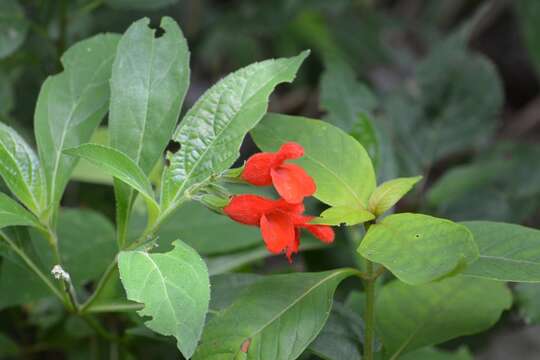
[241,142,316,204]
[224,194,334,261]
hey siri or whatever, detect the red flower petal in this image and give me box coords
[274,142,304,165]
[241,152,275,186]
[260,211,295,254]
[271,163,316,204]
[224,194,278,225]
[305,224,335,243]
[285,229,301,263]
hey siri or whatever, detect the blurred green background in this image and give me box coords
[1,0,540,359]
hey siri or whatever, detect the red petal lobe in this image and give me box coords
[260,212,295,254]
[224,194,277,225]
[241,152,275,186]
[271,163,316,204]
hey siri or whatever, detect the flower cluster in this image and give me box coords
[224,142,334,261]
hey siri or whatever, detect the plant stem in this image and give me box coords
[363,259,376,360]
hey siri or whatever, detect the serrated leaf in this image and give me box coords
[376,276,511,357]
[0,0,28,59]
[64,144,159,225]
[193,269,357,360]
[252,114,376,209]
[358,213,478,285]
[0,193,41,229]
[368,176,422,216]
[34,34,120,213]
[109,17,190,245]
[310,206,374,226]
[0,123,46,215]
[320,59,377,132]
[161,51,309,211]
[461,221,540,282]
[118,240,210,359]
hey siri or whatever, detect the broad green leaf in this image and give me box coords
[399,347,473,360]
[320,59,377,132]
[161,51,309,211]
[515,283,540,324]
[109,17,189,245]
[376,276,511,357]
[252,114,376,209]
[309,302,363,360]
[71,127,112,185]
[0,123,46,214]
[368,176,422,216]
[310,206,374,226]
[0,0,28,59]
[118,240,210,359]
[0,193,41,229]
[193,269,357,360]
[105,0,178,10]
[350,113,380,168]
[34,34,120,213]
[64,144,159,225]
[461,221,540,282]
[0,333,19,357]
[209,273,262,312]
[358,213,478,285]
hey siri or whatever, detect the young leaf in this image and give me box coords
[0,123,46,215]
[193,269,357,360]
[310,206,374,226]
[34,34,120,212]
[376,276,511,357]
[461,221,540,282]
[368,176,422,216]
[0,0,28,59]
[109,17,190,244]
[358,213,478,285]
[160,51,309,211]
[64,144,159,225]
[118,240,210,359]
[0,193,41,229]
[252,114,376,209]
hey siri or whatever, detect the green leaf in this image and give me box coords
[310,206,374,226]
[193,269,357,360]
[64,144,159,225]
[350,113,380,168]
[368,176,422,216]
[252,114,376,209]
[71,127,112,185]
[376,276,511,357]
[118,240,210,359]
[516,0,540,75]
[308,302,363,360]
[161,51,309,211]
[0,193,41,229]
[515,283,540,325]
[320,59,377,132]
[34,34,120,212]
[358,213,478,285]
[209,273,262,312]
[0,123,46,215]
[399,347,473,360]
[0,0,28,59]
[461,221,540,282]
[105,0,178,10]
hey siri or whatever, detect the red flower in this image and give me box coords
[241,142,316,204]
[224,194,334,261]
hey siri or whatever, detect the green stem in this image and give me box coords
[363,259,375,360]
[0,231,65,304]
[80,257,118,313]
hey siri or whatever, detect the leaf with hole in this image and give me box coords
[160,51,309,212]
[310,206,374,226]
[252,114,376,209]
[358,213,478,285]
[118,240,210,359]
